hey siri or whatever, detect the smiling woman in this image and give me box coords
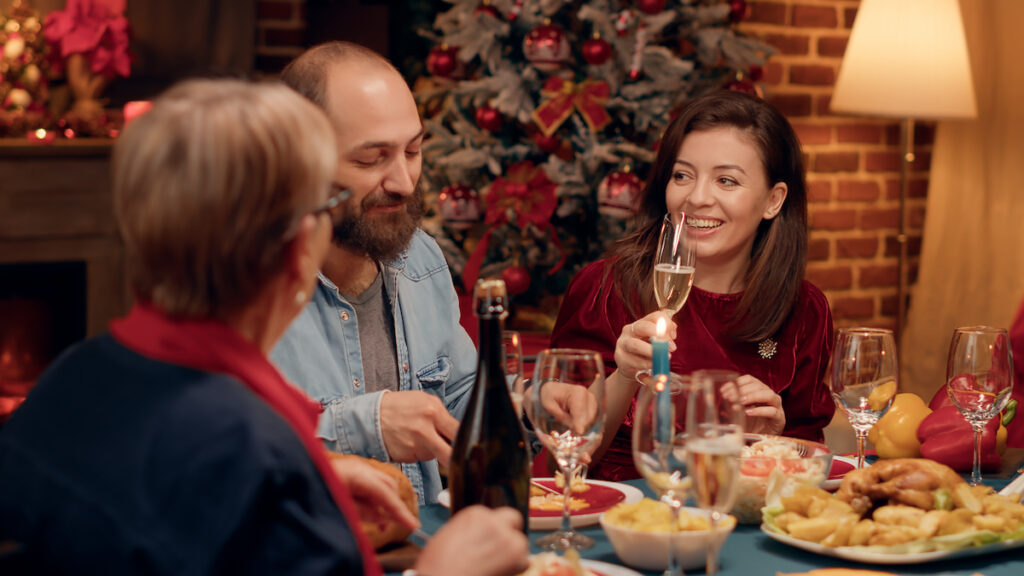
[551,90,836,483]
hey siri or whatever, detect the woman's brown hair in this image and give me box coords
[608,90,808,342]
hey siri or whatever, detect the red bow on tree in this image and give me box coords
[463,161,564,292]
[531,77,612,137]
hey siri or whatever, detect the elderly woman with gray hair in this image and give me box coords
[0,79,527,576]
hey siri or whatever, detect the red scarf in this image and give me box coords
[111,303,382,575]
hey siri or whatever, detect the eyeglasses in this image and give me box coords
[311,183,351,223]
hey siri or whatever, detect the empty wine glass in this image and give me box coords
[632,370,697,576]
[528,348,607,551]
[946,326,1014,486]
[687,369,745,576]
[503,330,525,415]
[831,327,898,469]
[654,212,696,320]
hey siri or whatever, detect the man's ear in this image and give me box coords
[763,182,788,220]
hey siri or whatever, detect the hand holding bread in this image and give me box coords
[326,452,419,549]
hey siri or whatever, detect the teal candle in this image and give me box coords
[652,318,672,442]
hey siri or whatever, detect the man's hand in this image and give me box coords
[380,390,459,467]
[328,454,419,533]
[414,506,529,576]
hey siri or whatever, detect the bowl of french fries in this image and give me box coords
[599,498,736,571]
[733,434,833,524]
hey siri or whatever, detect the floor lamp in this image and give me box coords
[831,0,977,344]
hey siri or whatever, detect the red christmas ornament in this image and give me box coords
[727,78,761,97]
[582,36,613,66]
[635,0,666,15]
[474,1,500,19]
[437,184,481,230]
[533,131,560,154]
[729,0,748,23]
[474,104,503,132]
[598,168,643,218]
[748,64,763,82]
[501,265,531,296]
[426,44,459,78]
[522,23,571,73]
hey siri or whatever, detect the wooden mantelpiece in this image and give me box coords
[0,139,128,337]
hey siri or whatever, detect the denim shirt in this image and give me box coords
[271,230,476,504]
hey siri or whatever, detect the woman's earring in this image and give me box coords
[295,290,306,305]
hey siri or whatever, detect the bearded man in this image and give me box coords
[271,42,476,505]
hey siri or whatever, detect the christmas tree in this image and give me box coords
[414,0,774,331]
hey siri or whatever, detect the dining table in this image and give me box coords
[384,449,1024,576]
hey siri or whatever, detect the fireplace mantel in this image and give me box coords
[0,138,127,337]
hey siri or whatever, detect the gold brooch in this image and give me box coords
[757,337,777,360]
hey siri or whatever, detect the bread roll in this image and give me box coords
[326,452,418,549]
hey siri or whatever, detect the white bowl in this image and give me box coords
[599,504,736,572]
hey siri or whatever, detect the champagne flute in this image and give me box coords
[503,330,525,415]
[527,348,607,551]
[946,326,1014,486]
[687,370,745,576]
[830,327,898,469]
[632,370,697,576]
[654,212,696,320]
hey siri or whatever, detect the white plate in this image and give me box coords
[821,455,858,491]
[761,525,1024,565]
[437,479,644,531]
[580,559,643,576]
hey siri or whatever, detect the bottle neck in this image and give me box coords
[476,313,505,389]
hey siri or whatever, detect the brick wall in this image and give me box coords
[255,0,922,330]
[740,0,931,330]
[255,0,307,74]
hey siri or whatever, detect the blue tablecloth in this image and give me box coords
[399,468,1024,576]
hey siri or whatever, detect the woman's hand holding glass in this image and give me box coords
[614,312,678,385]
[686,370,744,576]
[946,326,1013,486]
[830,327,898,469]
[527,349,607,551]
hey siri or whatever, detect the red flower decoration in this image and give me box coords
[485,161,558,229]
[44,0,130,78]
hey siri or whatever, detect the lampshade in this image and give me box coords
[832,0,977,119]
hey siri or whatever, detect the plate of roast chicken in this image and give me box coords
[761,458,1024,563]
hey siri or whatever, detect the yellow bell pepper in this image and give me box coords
[867,392,932,459]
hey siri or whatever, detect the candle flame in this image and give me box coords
[655,316,666,338]
[34,128,46,139]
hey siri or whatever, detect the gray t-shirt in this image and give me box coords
[347,271,400,394]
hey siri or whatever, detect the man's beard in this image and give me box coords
[332,187,425,261]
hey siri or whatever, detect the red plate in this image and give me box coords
[529,479,627,517]
[829,457,855,481]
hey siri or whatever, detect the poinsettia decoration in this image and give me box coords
[43,0,130,79]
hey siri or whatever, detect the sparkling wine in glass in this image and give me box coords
[946,325,1013,486]
[830,327,898,469]
[528,349,607,551]
[503,330,525,415]
[686,370,745,576]
[633,371,696,576]
[654,212,696,319]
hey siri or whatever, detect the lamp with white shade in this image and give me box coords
[831,0,977,340]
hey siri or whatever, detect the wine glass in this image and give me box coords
[502,330,525,415]
[946,326,1014,486]
[654,212,696,320]
[632,370,697,576]
[528,348,607,551]
[686,369,745,576]
[830,327,898,469]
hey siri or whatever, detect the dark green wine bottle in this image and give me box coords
[448,278,530,532]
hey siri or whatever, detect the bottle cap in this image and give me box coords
[474,278,509,319]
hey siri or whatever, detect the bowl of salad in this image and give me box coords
[734,434,833,524]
